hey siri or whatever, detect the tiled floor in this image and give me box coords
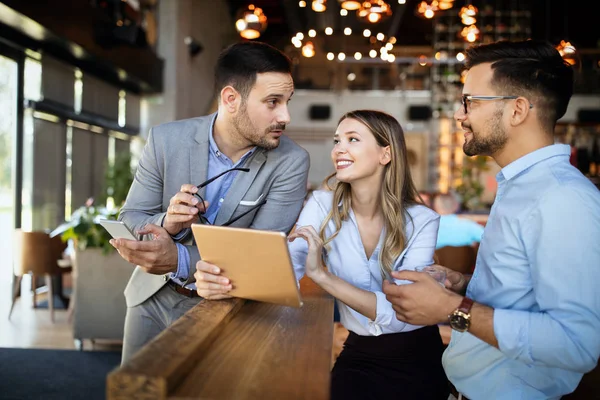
[0,277,120,352]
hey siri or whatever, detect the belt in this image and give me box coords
[166,279,200,298]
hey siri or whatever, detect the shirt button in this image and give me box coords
[219,198,224,203]
[216,151,221,157]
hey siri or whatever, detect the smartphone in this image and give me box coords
[99,219,138,240]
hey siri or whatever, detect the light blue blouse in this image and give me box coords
[289,190,441,336]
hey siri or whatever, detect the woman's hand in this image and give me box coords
[430,264,469,294]
[288,225,328,284]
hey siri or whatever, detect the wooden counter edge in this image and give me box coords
[107,297,246,400]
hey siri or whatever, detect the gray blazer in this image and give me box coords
[119,113,310,307]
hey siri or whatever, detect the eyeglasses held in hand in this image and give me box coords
[194,167,267,227]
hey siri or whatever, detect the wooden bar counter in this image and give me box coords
[107,278,334,400]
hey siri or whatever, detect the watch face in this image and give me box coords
[449,313,469,331]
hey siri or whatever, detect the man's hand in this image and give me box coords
[110,224,178,275]
[382,270,462,326]
[194,260,233,300]
[163,184,209,236]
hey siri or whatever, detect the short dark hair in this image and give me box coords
[464,40,573,132]
[215,41,292,100]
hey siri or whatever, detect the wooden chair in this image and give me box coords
[434,245,478,275]
[9,230,68,323]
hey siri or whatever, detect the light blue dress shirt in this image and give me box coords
[436,214,484,249]
[289,190,441,336]
[170,115,255,288]
[443,144,600,399]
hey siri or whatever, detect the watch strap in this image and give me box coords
[458,296,474,314]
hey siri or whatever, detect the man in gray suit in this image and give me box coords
[110,41,310,363]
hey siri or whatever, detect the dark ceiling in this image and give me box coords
[226,0,600,51]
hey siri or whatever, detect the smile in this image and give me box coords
[336,160,353,169]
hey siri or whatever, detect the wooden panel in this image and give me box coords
[172,283,334,400]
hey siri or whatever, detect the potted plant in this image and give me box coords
[58,151,134,252]
[60,198,119,254]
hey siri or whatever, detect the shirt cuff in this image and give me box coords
[171,227,190,242]
[493,308,533,363]
[171,243,191,281]
[367,291,395,336]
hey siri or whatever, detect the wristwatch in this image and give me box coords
[448,296,474,332]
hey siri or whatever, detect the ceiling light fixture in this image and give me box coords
[302,41,316,57]
[417,1,437,19]
[235,4,267,40]
[312,0,327,12]
[556,40,577,65]
[459,4,478,25]
[460,25,479,42]
[358,1,393,24]
[338,0,362,10]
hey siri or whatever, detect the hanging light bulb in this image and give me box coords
[459,5,478,25]
[438,0,454,10]
[338,0,361,10]
[357,0,393,24]
[556,40,577,65]
[417,1,437,19]
[235,4,268,40]
[460,25,480,43]
[312,0,327,12]
[302,41,316,57]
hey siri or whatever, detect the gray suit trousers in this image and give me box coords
[121,284,202,364]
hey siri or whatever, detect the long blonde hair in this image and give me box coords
[319,110,421,278]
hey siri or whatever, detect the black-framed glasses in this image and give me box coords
[194,167,267,227]
[461,94,534,114]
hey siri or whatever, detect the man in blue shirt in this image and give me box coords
[383,39,600,399]
[433,192,484,249]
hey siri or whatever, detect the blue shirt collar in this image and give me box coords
[497,143,570,183]
[208,113,256,160]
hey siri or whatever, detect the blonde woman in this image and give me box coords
[288,110,449,399]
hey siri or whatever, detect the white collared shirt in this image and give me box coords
[289,190,440,336]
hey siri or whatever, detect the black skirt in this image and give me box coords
[331,325,449,400]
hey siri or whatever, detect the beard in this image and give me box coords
[463,109,508,156]
[232,103,285,151]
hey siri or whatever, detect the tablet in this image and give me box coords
[191,224,302,308]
